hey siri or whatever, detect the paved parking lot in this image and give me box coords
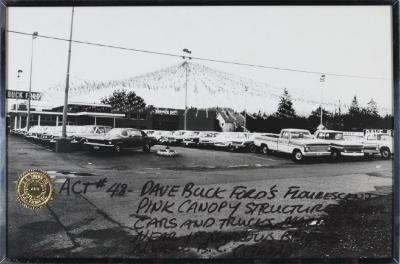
[7,135,393,258]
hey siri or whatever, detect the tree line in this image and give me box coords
[101,89,393,133]
[243,88,393,133]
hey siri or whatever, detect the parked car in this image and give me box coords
[227,133,254,151]
[166,130,190,145]
[143,130,156,137]
[150,130,169,143]
[213,132,241,149]
[45,126,81,145]
[24,126,40,141]
[70,125,112,144]
[25,126,50,142]
[182,131,201,146]
[158,131,174,145]
[11,127,27,136]
[248,133,277,153]
[83,128,154,153]
[253,129,331,162]
[362,132,393,159]
[314,130,364,159]
[198,132,220,148]
[40,126,62,144]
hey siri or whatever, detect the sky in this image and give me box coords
[7,6,393,115]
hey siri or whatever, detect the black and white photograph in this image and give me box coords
[4,5,396,260]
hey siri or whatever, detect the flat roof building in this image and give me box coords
[7,103,218,131]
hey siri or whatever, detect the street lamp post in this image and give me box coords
[26,32,38,131]
[319,74,326,127]
[16,69,23,129]
[16,69,22,110]
[182,48,191,130]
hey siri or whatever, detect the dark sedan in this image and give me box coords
[83,128,155,153]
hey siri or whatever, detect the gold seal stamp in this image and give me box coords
[16,169,55,209]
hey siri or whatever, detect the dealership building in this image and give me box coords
[7,103,226,131]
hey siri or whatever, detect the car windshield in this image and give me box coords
[199,132,213,137]
[173,131,186,136]
[325,132,344,140]
[78,126,96,133]
[290,131,312,139]
[107,128,126,135]
[233,133,248,139]
[188,132,200,137]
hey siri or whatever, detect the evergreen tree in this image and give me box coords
[348,95,360,116]
[275,88,296,118]
[366,98,379,116]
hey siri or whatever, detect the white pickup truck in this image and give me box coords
[253,129,331,162]
[362,133,394,159]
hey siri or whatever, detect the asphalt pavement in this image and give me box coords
[6,135,393,258]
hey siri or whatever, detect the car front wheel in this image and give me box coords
[292,150,304,162]
[261,145,269,155]
[380,148,391,159]
[143,144,151,153]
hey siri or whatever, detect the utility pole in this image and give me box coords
[61,6,75,139]
[26,32,38,131]
[182,48,191,130]
[319,74,326,127]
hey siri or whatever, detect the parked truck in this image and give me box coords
[314,130,365,159]
[362,132,394,159]
[253,129,331,162]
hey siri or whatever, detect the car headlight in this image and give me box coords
[344,149,347,152]
[304,147,310,152]
[108,141,112,145]
[361,149,364,153]
[85,139,88,142]
[327,146,331,151]
[376,147,379,150]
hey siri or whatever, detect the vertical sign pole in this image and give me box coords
[184,61,188,130]
[61,6,75,139]
[182,48,191,130]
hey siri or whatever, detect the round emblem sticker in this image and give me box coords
[16,169,55,209]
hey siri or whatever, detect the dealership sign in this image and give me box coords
[154,109,178,115]
[363,129,393,136]
[6,90,42,101]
